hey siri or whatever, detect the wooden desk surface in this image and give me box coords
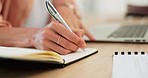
[0,42,148,78]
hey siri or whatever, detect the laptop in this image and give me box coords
[85,23,148,43]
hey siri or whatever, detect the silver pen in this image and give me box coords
[45,0,85,51]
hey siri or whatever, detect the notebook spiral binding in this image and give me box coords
[114,51,146,55]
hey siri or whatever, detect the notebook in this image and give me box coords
[112,51,148,78]
[85,23,148,43]
[0,46,98,67]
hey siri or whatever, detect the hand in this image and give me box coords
[53,6,96,41]
[32,21,87,55]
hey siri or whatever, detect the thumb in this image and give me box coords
[72,29,85,37]
[79,22,96,41]
[72,29,87,48]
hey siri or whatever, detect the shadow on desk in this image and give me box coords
[0,59,61,78]
[0,58,63,70]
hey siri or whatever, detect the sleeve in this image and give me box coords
[0,0,12,28]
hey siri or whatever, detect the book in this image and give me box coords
[0,46,98,67]
[112,51,148,78]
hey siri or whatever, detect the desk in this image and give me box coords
[0,43,148,78]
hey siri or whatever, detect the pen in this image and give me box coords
[45,0,85,51]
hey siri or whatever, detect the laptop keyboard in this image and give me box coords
[108,24,148,38]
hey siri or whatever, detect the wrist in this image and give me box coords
[56,3,82,20]
[65,3,82,20]
[31,28,41,46]
[52,0,75,7]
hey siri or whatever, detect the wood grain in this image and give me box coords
[0,42,148,78]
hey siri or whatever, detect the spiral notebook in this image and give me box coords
[112,52,148,78]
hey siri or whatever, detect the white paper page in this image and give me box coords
[0,46,43,58]
[61,48,98,64]
[112,53,148,78]
[136,55,148,78]
[0,46,97,64]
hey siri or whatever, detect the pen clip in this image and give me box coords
[45,0,73,32]
[45,0,58,20]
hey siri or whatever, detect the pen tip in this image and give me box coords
[82,48,85,52]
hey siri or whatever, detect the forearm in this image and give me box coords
[0,27,40,48]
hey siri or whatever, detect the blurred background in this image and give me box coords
[75,0,148,27]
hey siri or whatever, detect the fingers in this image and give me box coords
[50,22,87,48]
[33,21,87,55]
[42,39,71,55]
[79,22,96,41]
[43,28,79,52]
[72,29,87,48]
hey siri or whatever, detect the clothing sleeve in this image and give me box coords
[0,0,12,28]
